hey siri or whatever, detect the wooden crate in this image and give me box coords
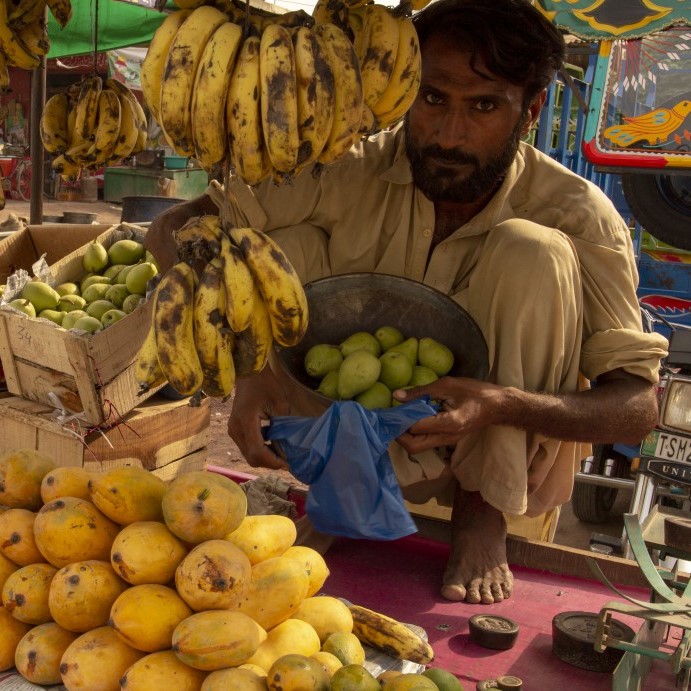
[0,394,210,476]
[0,223,163,425]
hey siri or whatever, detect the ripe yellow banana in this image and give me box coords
[73,75,102,142]
[260,23,300,174]
[358,4,399,110]
[40,92,70,154]
[154,262,204,396]
[8,0,47,29]
[348,603,434,664]
[0,52,9,92]
[135,319,167,394]
[311,0,348,27]
[52,152,82,182]
[191,21,243,171]
[90,89,121,162]
[314,22,364,167]
[16,17,50,57]
[140,8,192,123]
[371,15,421,129]
[227,34,271,186]
[46,0,72,28]
[229,227,308,348]
[220,235,259,333]
[105,78,148,154]
[232,293,273,377]
[0,0,39,70]
[293,26,335,170]
[110,93,139,161]
[159,4,228,156]
[193,258,236,398]
[173,214,224,263]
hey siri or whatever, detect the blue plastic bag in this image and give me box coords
[262,398,437,540]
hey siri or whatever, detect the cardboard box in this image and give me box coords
[0,394,209,477]
[0,223,162,425]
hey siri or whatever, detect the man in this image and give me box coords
[146,0,668,605]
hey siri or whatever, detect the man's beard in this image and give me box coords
[405,119,523,204]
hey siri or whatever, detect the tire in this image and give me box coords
[572,445,628,524]
[622,172,691,250]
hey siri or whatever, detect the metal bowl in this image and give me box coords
[274,272,489,408]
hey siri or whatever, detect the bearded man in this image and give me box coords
[146,0,667,605]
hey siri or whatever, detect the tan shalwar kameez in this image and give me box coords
[212,125,668,539]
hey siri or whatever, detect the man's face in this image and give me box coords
[405,35,532,204]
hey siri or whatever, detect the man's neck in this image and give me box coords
[432,190,496,246]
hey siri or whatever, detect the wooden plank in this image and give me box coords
[151,449,208,481]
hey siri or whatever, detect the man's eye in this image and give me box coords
[423,92,444,105]
[475,100,496,112]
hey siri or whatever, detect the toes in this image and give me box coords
[490,583,505,603]
[440,583,467,602]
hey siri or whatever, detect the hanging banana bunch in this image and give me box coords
[40,76,148,182]
[138,0,421,186]
[135,215,309,399]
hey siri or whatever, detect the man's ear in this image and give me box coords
[521,90,547,137]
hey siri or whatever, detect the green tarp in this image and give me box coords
[46,0,172,59]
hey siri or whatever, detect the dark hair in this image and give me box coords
[412,0,566,107]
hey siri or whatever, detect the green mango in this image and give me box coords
[418,337,454,376]
[337,350,381,400]
[21,281,60,312]
[330,664,379,691]
[58,294,87,312]
[409,365,439,387]
[8,299,36,318]
[339,331,381,357]
[422,668,465,691]
[125,262,158,296]
[375,325,405,352]
[316,369,340,400]
[387,337,419,366]
[304,344,343,379]
[378,350,413,390]
[108,239,145,266]
[355,381,392,410]
[82,240,109,273]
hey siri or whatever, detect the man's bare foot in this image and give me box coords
[441,486,513,604]
[294,514,336,555]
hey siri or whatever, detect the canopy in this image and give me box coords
[46,0,171,59]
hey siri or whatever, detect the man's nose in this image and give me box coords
[434,110,468,148]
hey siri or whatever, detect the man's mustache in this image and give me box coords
[420,145,479,166]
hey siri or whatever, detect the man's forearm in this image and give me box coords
[498,374,658,444]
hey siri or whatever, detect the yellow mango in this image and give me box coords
[14,622,79,685]
[246,618,321,673]
[41,466,96,503]
[237,555,310,630]
[88,466,167,525]
[0,449,56,509]
[0,508,44,566]
[0,604,33,671]
[225,514,297,565]
[162,470,247,544]
[175,539,251,611]
[33,497,120,567]
[292,595,354,644]
[172,610,267,671]
[2,562,58,624]
[59,626,146,691]
[109,583,192,652]
[120,650,208,690]
[48,559,129,632]
[310,651,343,678]
[110,520,188,585]
[266,653,330,691]
[202,667,268,690]
[282,545,330,597]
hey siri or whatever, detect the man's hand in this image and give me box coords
[227,366,292,470]
[143,194,218,273]
[394,377,505,454]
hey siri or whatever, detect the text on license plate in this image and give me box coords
[643,429,691,462]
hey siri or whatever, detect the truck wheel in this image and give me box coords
[622,172,691,250]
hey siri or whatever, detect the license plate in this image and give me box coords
[641,429,691,463]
